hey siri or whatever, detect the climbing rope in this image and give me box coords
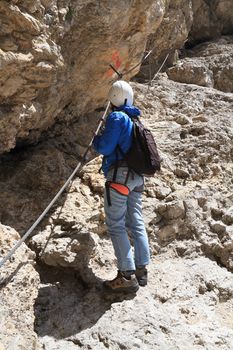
[149,52,170,85]
[144,52,170,97]
[0,102,110,270]
[110,46,170,93]
[0,44,171,271]
[122,48,154,76]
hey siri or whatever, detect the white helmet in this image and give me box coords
[108,80,134,107]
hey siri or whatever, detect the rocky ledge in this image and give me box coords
[0,224,41,350]
[0,1,233,349]
[1,68,232,348]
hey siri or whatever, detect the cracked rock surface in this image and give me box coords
[1,0,232,155]
[1,71,232,348]
[0,2,233,348]
[0,224,41,350]
[167,36,233,92]
[0,0,165,154]
[33,254,233,350]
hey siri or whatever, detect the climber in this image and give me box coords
[92,80,150,293]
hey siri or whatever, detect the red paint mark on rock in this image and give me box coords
[111,51,121,70]
[105,50,122,77]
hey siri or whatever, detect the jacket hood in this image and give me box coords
[116,105,141,118]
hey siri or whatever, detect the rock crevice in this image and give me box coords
[0,1,233,349]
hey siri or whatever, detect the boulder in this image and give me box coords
[0,224,41,350]
[167,36,233,93]
[189,0,233,45]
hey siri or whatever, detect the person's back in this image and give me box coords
[93,104,141,176]
[93,80,150,294]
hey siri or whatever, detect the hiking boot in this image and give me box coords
[135,266,148,286]
[103,271,139,294]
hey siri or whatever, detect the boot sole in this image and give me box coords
[103,284,139,294]
[138,280,147,287]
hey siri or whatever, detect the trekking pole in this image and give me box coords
[0,101,111,270]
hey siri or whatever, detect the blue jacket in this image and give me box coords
[93,105,141,176]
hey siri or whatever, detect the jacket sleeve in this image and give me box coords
[92,112,122,156]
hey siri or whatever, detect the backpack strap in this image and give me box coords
[105,181,112,206]
[112,145,128,180]
[106,114,135,205]
[112,146,120,182]
[118,145,135,185]
[106,146,120,206]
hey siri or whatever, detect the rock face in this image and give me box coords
[1,72,233,347]
[0,0,164,154]
[1,0,233,155]
[0,224,41,350]
[138,0,193,80]
[138,0,233,80]
[0,1,233,349]
[167,36,233,92]
[33,254,233,350]
[189,0,233,46]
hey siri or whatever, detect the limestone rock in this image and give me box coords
[0,0,166,154]
[34,255,233,350]
[222,207,233,226]
[0,69,232,271]
[189,0,233,45]
[0,29,233,349]
[138,0,193,80]
[157,200,185,220]
[140,1,233,80]
[168,59,214,88]
[1,0,232,156]
[0,224,41,350]
[167,36,233,92]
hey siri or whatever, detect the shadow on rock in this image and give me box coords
[34,263,137,339]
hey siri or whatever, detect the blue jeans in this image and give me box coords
[104,167,150,271]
